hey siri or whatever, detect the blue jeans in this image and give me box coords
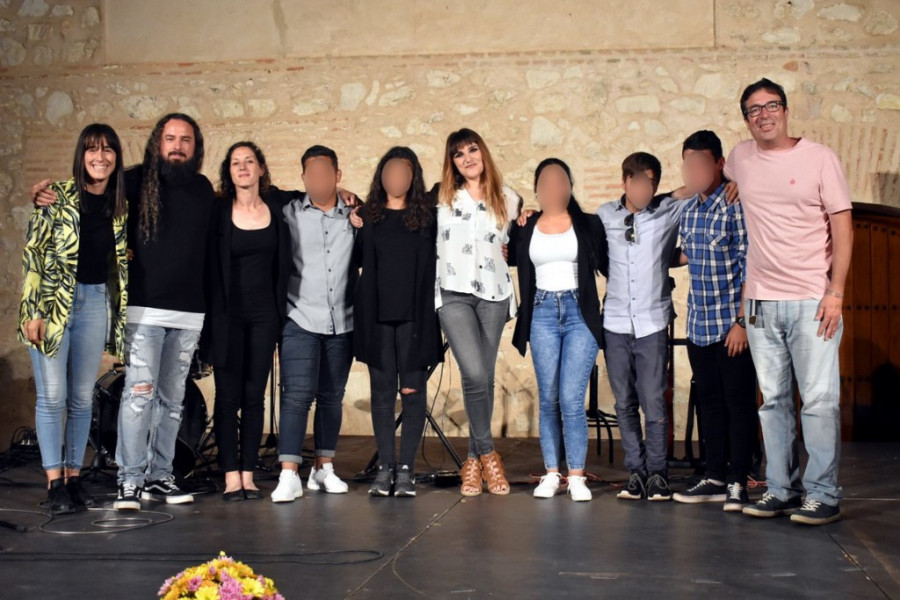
[116,323,201,486]
[278,320,353,464]
[747,298,843,506]
[530,290,598,472]
[604,328,669,474]
[29,283,108,471]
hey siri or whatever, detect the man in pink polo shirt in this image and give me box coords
[725,78,853,526]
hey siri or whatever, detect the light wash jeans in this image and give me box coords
[30,283,108,471]
[747,298,843,506]
[530,290,598,472]
[116,323,201,486]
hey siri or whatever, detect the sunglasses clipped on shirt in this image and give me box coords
[625,213,636,243]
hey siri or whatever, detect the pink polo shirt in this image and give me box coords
[724,137,852,301]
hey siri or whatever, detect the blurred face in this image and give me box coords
[160,119,196,163]
[84,137,117,184]
[622,169,658,211]
[743,89,789,149]
[681,149,723,196]
[382,158,413,200]
[535,164,571,213]
[229,146,264,191]
[452,143,484,182]
[301,156,341,202]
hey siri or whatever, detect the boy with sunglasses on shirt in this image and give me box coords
[597,152,684,502]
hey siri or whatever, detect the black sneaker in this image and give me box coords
[369,464,394,497]
[617,471,647,500]
[47,478,76,515]
[673,479,727,504]
[144,476,194,504]
[65,476,95,509]
[790,498,841,525]
[114,482,141,511]
[723,482,749,513]
[394,465,416,498]
[742,492,802,517]
[646,472,672,502]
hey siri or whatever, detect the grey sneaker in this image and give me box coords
[394,464,416,498]
[790,498,841,525]
[369,464,394,497]
[742,492,802,517]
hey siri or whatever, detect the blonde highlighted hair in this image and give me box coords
[439,128,507,226]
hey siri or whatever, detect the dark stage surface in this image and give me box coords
[1,437,898,599]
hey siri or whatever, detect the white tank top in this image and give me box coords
[529,226,578,291]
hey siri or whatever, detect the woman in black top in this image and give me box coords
[353,146,443,497]
[204,141,290,500]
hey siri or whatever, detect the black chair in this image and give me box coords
[586,364,618,464]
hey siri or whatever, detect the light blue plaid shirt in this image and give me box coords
[679,182,747,346]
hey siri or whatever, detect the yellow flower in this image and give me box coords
[242,577,265,596]
[195,587,219,600]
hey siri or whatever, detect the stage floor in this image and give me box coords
[1,437,898,599]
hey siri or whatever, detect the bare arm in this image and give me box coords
[816,209,853,341]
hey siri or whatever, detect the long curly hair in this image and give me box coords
[361,146,433,232]
[138,113,204,241]
[217,141,272,200]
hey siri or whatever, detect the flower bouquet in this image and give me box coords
[158,552,285,600]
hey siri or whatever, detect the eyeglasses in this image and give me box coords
[743,101,785,118]
[625,213,636,243]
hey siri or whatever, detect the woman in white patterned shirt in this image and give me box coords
[433,128,521,497]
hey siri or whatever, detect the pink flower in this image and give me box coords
[186,575,204,592]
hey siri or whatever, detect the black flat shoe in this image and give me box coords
[243,488,263,500]
[48,478,76,515]
[222,490,245,502]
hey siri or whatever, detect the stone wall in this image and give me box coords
[1,0,898,451]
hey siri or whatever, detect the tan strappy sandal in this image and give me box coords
[480,451,510,495]
[460,458,483,497]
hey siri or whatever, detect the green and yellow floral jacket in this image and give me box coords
[17,179,128,359]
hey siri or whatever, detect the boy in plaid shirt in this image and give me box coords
[672,130,759,512]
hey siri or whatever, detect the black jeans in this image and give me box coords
[368,321,427,468]
[213,310,280,472]
[686,339,759,486]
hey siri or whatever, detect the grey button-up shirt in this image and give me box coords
[283,194,355,335]
[597,195,686,338]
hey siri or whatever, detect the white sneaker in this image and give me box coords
[568,475,592,502]
[533,472,562,498]
[271,469,303,503]
[308,463,349,494]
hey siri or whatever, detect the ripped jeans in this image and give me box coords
[116,323,201,486]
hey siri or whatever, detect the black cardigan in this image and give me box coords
[201,192,292,366]
[509,209,608,356]
[352,209,443,371]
